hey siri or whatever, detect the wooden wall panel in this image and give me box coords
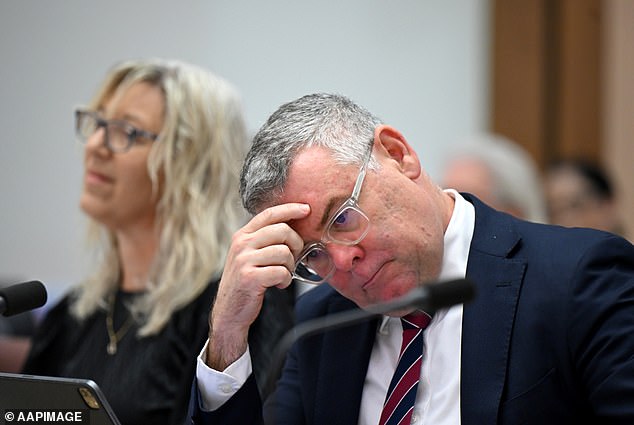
[556,0,602,161]
[491,0,602,167]
[492,0,633,241]
[603,0,634,241]
[492,0,547,165]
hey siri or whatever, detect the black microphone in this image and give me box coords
[0,280,48,317]
[263,278,475,397]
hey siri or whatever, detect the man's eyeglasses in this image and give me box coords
[75,109,159,153]
[292,146,372,285]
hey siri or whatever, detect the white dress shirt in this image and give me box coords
[196,190,475,425]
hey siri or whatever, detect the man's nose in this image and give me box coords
[327,243,363,273]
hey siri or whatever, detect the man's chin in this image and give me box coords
[383,307,418,318]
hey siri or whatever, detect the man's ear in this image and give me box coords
[373,125,421,180]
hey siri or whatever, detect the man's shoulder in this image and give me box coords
[469,193,630,254]
[295,283,340,310]
[510,216,630,257]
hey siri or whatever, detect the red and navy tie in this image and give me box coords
[378,312,432,425]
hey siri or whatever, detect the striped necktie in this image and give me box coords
[378,312,432,425]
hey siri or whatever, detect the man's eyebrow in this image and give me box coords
[318,196,346,230]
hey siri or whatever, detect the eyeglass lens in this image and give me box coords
[326,204,369,243]
[295,252,331,283]
[76,111,153,152]
[294,205,369,283]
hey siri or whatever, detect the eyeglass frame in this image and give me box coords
[74,109,159,153]
[292,143,373,285]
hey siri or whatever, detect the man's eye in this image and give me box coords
[306,250,321,259]
[334,210,349,225]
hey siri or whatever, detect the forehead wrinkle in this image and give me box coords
[287,147,353,240]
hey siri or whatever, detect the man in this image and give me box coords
[441,133,547,223]
[545,158,625,236]
[192,93,634,424]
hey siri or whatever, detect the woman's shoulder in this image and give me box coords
[21,291,86,374]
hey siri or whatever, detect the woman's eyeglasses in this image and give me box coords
[75,109,159,153]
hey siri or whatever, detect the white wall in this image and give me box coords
[0,0,490,299]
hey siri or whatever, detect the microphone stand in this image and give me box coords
[262,278,475,398]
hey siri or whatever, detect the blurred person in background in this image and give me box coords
[22,59,294,425]
[544,158,624,236]
[441,133,547,223]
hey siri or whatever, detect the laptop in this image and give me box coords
[0,372,121,425]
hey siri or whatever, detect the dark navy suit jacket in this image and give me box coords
[192,195,634,424]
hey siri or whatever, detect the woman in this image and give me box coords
[23,59,294,424]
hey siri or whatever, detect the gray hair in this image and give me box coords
[446,133,547,223]
[240,93,382,214]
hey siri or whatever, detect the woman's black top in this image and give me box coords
[22,281,295,425]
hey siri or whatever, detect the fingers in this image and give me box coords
[238,202,310,261]
[242,222,306,260]
[243,203,310,234]
[247,244,297,272]
[206,203,311,370]
[213,202,311,321]
[225,204,309,288]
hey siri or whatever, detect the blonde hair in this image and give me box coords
[72,59,248,336]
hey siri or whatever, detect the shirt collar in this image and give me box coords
[379,189,475,331]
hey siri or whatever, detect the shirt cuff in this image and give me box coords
[195,339,253,411]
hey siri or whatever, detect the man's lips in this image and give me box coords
[361,261,391,290]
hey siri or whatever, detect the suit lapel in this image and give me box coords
[305,196,527,424]
[460,196,527,425]
[312,296,378,425]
